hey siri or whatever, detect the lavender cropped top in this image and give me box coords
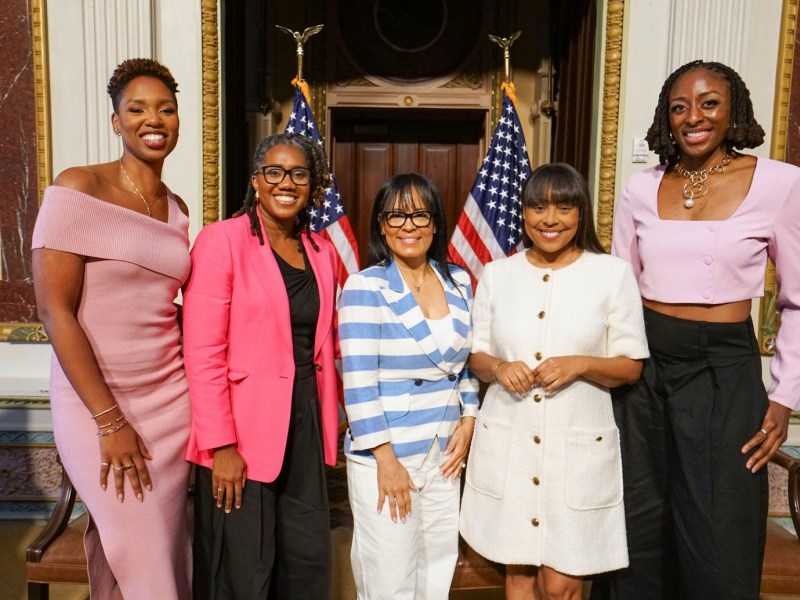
[611,158,800,409]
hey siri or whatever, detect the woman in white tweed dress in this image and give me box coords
[460,163,649,600]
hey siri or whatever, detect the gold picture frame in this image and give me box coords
[759,0,798,356]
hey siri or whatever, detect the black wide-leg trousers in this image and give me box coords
[591,307,769,600]
[193,369,331,600]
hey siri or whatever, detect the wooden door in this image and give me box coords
[331,108,485,266]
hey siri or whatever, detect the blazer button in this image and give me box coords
[543,274,550,282]
[531,518,540,527]
[532,476,540,485]
[414,379,423,386]
[448,374,457,381]
[538,311,545,319]
[314,363,323,371]
[533,394,542,403]
[533,435,541,444]
[535,352,542,360]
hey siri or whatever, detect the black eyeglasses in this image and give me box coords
[381,210,433,228]
[259,165,311,185]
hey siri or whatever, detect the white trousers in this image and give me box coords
[347,442,460,600]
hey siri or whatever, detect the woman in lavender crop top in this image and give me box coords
[590,61,800,600]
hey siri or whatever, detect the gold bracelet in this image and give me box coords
[91,405,119,420]
[492,360,507,382]
[97,419,128,437]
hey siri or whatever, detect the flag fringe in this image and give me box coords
[291,77,312,104]
[501,81,519,109]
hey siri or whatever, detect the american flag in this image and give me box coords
[285,84,360,287]
[449,90,531,281]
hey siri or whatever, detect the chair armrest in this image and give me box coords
[770,450,800,537]
[26,455,78,563]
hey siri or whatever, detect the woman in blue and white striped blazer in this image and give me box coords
[339,173,480,600]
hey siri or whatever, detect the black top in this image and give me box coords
[273,248,319,376]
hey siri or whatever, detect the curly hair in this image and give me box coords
[645,60,765,166]
[520,163,606,254]
[234,133,331,250]
[366,172,460,291]
[107,58,179,113]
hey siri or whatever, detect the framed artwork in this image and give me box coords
[0,0,50,341]
[760,0,798,356]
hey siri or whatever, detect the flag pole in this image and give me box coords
[275,24,324,83]
[448,31,531,282]
[489,31,521,84]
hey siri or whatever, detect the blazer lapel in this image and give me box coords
[379,261,443,368]
[303,234,333,356]
[434,266,471,363]
[250,214,294,356]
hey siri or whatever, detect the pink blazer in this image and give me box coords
[183,214,340,483]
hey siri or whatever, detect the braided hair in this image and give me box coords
[234,133,331,249]
[645,60,765,166]
[107,58,179,112]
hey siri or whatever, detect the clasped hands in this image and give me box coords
[494,356,583,394]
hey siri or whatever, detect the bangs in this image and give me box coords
[522,174,583,208]
[384,184,432,212]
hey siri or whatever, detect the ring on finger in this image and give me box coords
[112,465,125,471]
[217,488,224,493]
[100,462,111,466]
[461,462,467,468]
[760,428,769,435]
[122,463,134,470]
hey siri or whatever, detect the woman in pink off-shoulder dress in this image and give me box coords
[32,59,192,599]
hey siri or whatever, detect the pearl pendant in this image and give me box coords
[683,198,695,209]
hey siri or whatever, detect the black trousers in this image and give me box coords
[193,370,331,600]
[591,308,769,600]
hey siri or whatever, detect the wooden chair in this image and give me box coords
[25,457,88,600]
[761,449,800,595]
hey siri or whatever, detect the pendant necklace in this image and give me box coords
[674,154,732,209]
[120,160,159,217]
[405,267,427,293]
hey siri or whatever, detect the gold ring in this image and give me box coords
[112,465,125,471]
[122,464,134,470]
[100,462,111,466]
[760,428,769,435]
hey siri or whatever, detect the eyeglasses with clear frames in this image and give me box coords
[381,210,433,228]
[259,165,311,186]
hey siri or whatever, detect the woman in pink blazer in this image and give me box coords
[183,132,340,599]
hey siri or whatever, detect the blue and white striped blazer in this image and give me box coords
[339,260,480,469]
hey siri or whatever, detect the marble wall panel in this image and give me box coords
[0,1,39,323]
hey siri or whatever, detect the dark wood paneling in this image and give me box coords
[331,109,485,265]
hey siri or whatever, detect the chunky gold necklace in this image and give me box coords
[673,154,732,209]
[119,160,160,218]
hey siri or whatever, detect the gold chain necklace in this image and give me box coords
[400,265,428,293]
[673,154,732,209]
[119,160,160,218]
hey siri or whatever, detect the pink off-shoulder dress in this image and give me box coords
[32,186,192,600]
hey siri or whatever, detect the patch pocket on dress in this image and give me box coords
[465,418,511,499]
[564,427,623,510]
